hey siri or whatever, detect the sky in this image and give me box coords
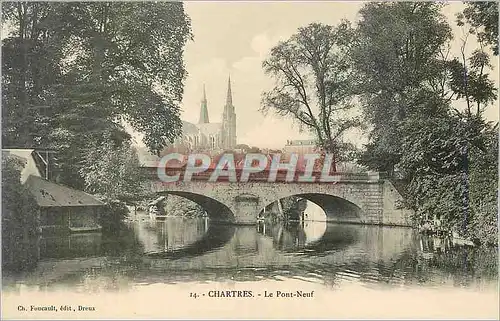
[170,1,499,150]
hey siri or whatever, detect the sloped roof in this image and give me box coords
[182,121,200,135]
[198,122,222,136]
[24,175,104,208]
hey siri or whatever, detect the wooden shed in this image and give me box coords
[24,175,105,233]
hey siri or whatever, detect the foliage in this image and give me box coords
[261,22,362,158]
[281,196,307,221]
[447,54,497,117]
[80,137,148,203]
[164,195,206,217]
[452,3,498,119]
[457,2,499,55]
[1,156,40,271]
[354,3,453,96]
[400,115,498,244]
[354,2,454,172]
[357,142,401,174]
[53,2,191,156]
[2,2,192,189]
[99,198,129,234]
[468,126,498,245]
[404,173,469,231]
[399,115,485,179]
[352,2,498,245]
[1,2,72,148]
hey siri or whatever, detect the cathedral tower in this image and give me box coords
[222,76,237,149]
[199,84,209,124]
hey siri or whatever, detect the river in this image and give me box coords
[2,205,498,318]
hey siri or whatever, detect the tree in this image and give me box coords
[400,115,498,242]
[52,2,192,155]
[1,2,73,148]
[353,2,454,172]
[458,2,499,55]
[2,2,193,188]
[353,3,498,242]
[80,137,148,202]
[261,22,361,159]
[452,4,498,119]
[2,156,40,271]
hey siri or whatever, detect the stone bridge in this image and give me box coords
[147,171,413,226]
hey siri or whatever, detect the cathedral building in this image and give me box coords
[167,76,237,154]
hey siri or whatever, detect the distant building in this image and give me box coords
[2,149,104,233]
[164,76,237,154]
[283,139,318,154]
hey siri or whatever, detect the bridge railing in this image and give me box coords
[144,167,381,184]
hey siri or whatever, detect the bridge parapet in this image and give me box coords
[143,166,382,184]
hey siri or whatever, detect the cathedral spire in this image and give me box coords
[226,75,232,106]
[199,84,209,124]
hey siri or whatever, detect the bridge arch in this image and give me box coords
[260,193,363,223]
[156,191,235,222]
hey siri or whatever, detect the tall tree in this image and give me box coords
[261,22,361,159]
[452,3,498,119]
[1,2,72,148]
[2,2,192,188]
[353,3,498,241]
[52,2,192,155]
[354,2,454,173]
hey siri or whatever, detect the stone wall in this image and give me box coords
[382,180,414,226]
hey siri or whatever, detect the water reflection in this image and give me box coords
[40,233,103,259]
[2,218,497,293]
[256,220,360,254]
[143,219,236,259]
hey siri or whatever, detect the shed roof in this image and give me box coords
[24,175,105,207]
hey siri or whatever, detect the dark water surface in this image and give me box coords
[2,216,497,293]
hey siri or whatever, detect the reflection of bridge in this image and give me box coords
[144,166,413,226]
[141,220,416,272]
